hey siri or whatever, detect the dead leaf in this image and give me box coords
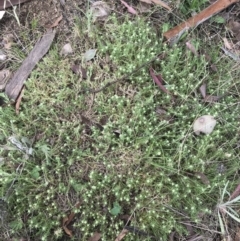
[186,41,198,56]
[169,231,176,241]
[236,33,240,41]
[151,0,172,11]
[60,43,73,56]
[113,129,121,138]
[139,0,152,3]
[203,95,221,103]
[71,64,87,79]
[186,234,204,241]
[15,86,25,114]
[199,83,206,98]
[3,34,13,49]
[223,37,233,50]
[164,0,238,42]
[62,225,73,238]
[84,49,97,61]
[138,1,152,13]
[81,114,93,126]
[90,1,111,21]
[210,63,218,72]
[115,229,129,241]
[0,49,7,61]
[194,172,210,185]
[0,69,11,90]
[47,15,63,28]
[149,67,171,95]
[62,201,81,237]
[228,20,240,35]
[88,232,102,241]
[99,116,108,126]
[193,115,217,135]
[120,0,138,15]
[221,47,240,61]
[5,29,56,101]
[229,183,240,201]
[81,114,103,131]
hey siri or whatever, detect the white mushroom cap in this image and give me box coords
[193,115,217,135]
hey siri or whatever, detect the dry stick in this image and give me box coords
[163,0,239,44]
[5,29,56,101]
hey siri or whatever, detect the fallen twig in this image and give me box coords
[5,29,56,101]
[163,0,239,44]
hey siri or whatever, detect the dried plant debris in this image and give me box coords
[2,34,14,49]
[139,0,172,11]
[90,1,111,21]
[62,202,81,237]
[221,46,240,61]
[60,43,73,56]
[71,64,87,79]
[88,232,101,241]
[114,229,129,241]
[199,83,207,98]
[193,115,217,135]
[120,0,138,15]
[228,20,240,40]
[0,49,7,61]
[0,69,11,90]
[223,37,233,50]
[149,67,171,95]
[84,49,97,62]
[186,41,198,56]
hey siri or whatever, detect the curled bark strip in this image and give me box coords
[5,29,55,101]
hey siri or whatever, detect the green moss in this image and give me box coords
[0,15,240,240]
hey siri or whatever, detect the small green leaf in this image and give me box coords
[9,219,23,230]
[72,183,84,192]
[213,16,225,24]
[31,167,40,179]
[162,23,170,33]
[110,202,121,216]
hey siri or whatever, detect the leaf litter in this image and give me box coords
[193,115,217,135]
[90,1,111,22]
[60,43,73,56]
[149,67,171,95]
[62,201,81,237]
[139,0,172,11]
[120,0,138,15]
[71,64,87,79]
[88,232,102,241]
[84,49,97,61]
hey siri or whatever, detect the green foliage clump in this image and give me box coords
[0,14,239,241]
[179,0,208,15]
